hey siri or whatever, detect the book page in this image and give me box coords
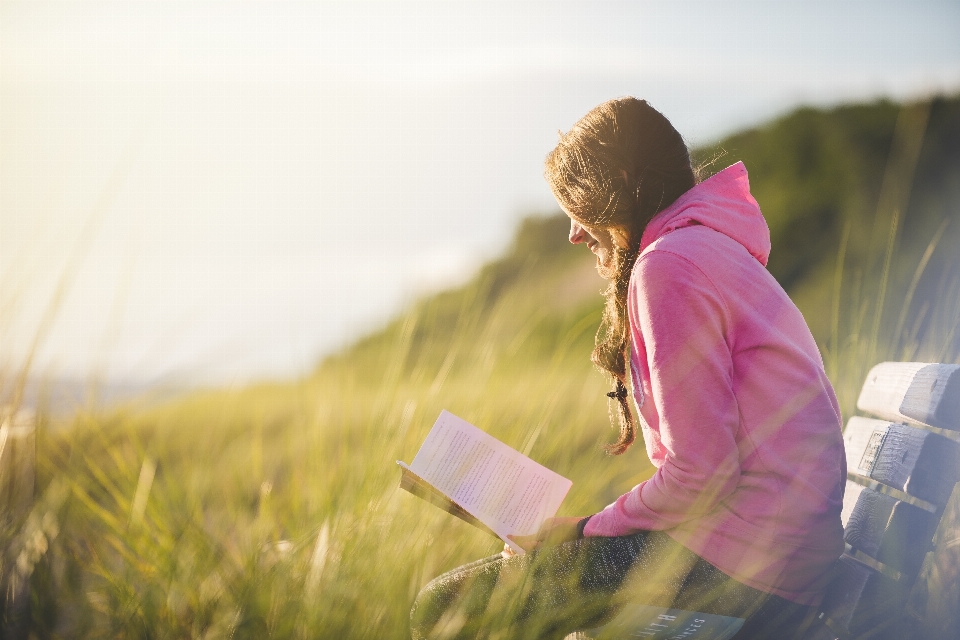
[405,410,572,554]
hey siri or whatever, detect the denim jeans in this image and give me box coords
[410,530,817,640]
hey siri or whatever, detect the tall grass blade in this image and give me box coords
[868,207,901,368]
[894,218,950,353]
[129,457,157,527]
[865,101,930,369]
[8,152,134,410]
[829,220,851,380]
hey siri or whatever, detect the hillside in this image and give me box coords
[710,97,960,368]
[335,94,960,415]
[15,95,960,638]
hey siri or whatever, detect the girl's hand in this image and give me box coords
[506,516,585,553]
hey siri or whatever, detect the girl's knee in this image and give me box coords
[410,557,504,640]
[409,584,440,640]
[410,572,468,640]
[410,588,475,640]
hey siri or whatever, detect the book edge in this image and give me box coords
[396,461,500,539]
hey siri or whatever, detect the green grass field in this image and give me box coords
[16,221,648,638]
[4,96,960,637]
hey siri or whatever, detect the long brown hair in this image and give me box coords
[544,98,695,454]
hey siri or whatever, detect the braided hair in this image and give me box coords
[544,98,696,454]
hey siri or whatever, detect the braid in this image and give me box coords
[545,97,695,454]
[596,242,640,455]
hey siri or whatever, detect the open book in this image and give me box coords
[398,410,573,555]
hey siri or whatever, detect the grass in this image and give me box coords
[3,97,960,637]
[6,208,958,638]
[11,219,663,638]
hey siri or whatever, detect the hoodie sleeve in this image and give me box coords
[584,249,741,537]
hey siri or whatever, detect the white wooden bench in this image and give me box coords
[811,362,960,640]
[576,362,960,640]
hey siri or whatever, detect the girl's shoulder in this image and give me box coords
[638,224,771,285]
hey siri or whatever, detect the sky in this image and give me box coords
[1,0,959,390]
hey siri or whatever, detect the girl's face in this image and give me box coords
[567,218,628,271]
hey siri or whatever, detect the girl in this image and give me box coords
[410,97,846,640]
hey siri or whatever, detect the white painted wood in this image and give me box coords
[857,362,960,430]
[841,481,864,527]
[821,363,960,639]
[820,556,903,640]
[842,417,958,498]
[858,362,927,423]
[845,487,899,557]
[839,416,960,590]
[844,417,890,476]
[841,417,926,526]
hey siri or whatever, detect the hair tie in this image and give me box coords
[606,381,628,400]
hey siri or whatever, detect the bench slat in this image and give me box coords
[841,417,960,577]
[857,362,960,431]
[845,489,904,559]
[819,556,869,630]
[819,555,904,639]
[841,417,960,526]
[825,385,960,640]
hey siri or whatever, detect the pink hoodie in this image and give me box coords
[582,162,846,606]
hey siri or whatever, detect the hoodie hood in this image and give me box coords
[638,162,771,266]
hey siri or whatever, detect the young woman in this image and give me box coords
[410,98,846,640]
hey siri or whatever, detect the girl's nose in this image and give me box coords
[569,221,586,244]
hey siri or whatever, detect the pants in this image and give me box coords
[410,531,818,640]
